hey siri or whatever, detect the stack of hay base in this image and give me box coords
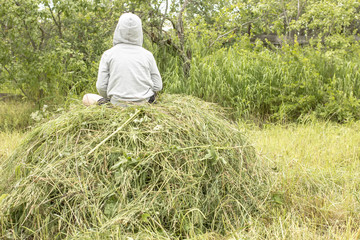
[0,94,269,239]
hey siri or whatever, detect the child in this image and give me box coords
[83,13,162,106]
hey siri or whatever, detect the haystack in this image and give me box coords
[0,94,269,239]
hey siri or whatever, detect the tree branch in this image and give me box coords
[38,26,45,50]
[281,0,290,35]
[209,18,261,48]
[176,0,191,48]
[160,0,169,35]
[1,65,30,99]
[46,2,63,38]
[22,19,37,50]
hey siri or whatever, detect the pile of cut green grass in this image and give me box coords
[0,94,269,239]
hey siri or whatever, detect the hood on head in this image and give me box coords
[113,13,143,46]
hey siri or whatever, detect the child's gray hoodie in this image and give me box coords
[96,13,162,104]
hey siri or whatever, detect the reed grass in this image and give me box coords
[162,40,360,122]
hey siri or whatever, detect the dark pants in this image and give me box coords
[97,94,156,106]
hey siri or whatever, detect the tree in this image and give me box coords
[1,0,359,104]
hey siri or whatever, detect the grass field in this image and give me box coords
[0,100,35,131]
[0,131,24,161]
[1,101,360,239]
[240,121,360,239]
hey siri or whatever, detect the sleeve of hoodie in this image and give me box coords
[96,52,110,98]
[149,54,162,92]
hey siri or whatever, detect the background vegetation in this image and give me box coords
[1,0,360,122]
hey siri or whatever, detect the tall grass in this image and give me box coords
[160,39,360,122]
[0,131,24,161]
[0,100,34,162]
[0,100,36,131]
